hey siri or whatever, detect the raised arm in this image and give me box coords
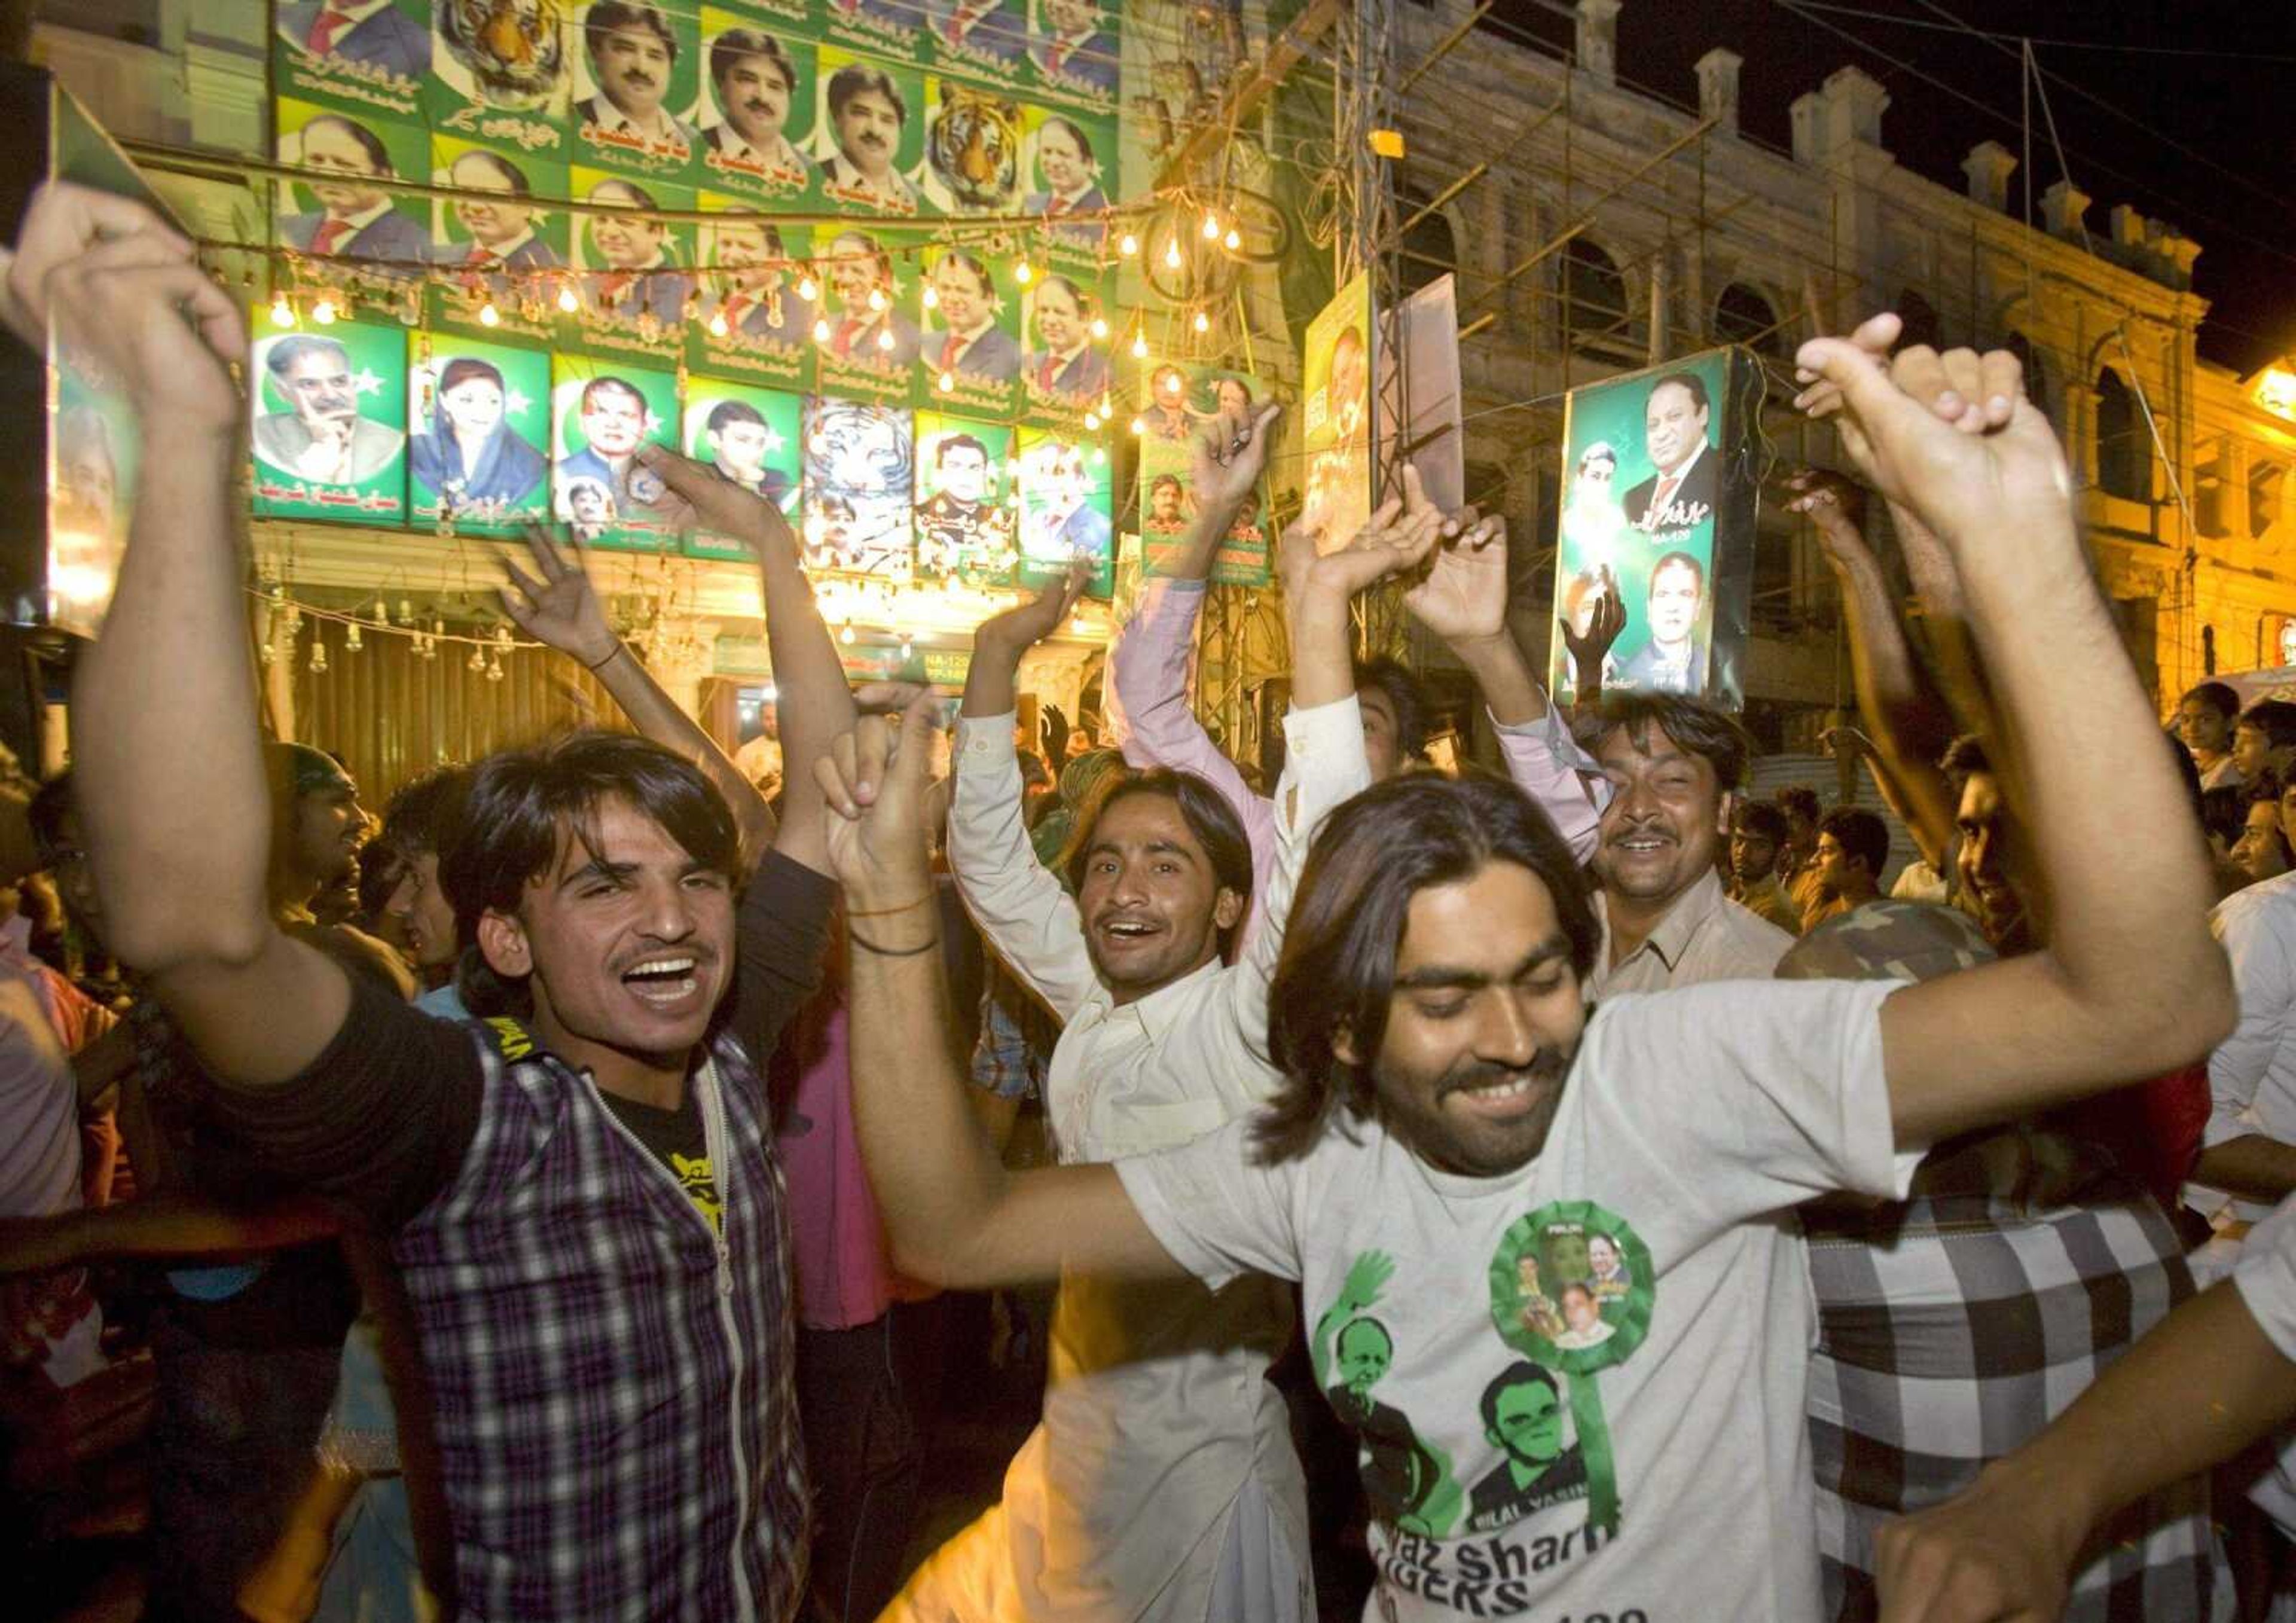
[640,446,855,875]
[29,189,354,1087]
[499,525,774,861]
[1797,330,2235,1141]
[948,569,1103,1021]
[818,694,1180,1288]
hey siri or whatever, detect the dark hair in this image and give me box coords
[1060,768,1254,955]
[933,249,993,294]
[706,399,765,435]
[267,334,350,377]
[2242,771,2294,869]
[2166,733,2204,823]
[1335,1315,1391,1360]
[935,432,987,466]
[436,357,506,401]
[709,26,794,91]
[579,376,645,416]
[1037,114,1094,164]
[585,2,677,62]
[1774,783,1821,824]
[2241,700,2296,752]
[1479,1360,1561,1435]
[1648,550,1705,597]
[1732,800,1787,844]
[2200,782,2248,847]
[1037,273,1089,314]
[2183,680,2240,722]
[1354,657,1430,761]
[443,732,740,1020]
[305,114,392,176]
[1256,774,1601,1164]
[1650,371,1709,415]
[590,177,660,212]
[381,765,475,861]
[355,839,407,928]
[1149,474,1183,497]
[1938,734,1990,792]
[1575,694,1751,793]
[1818,806,1889,877]
[828,63,906,123]
[451,148,529,195]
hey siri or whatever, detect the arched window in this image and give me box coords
[1396,190,1458,297]
[1712,283,1781,355]
[2095,369,2150,501]
[2002,332,2048,421]
[1562,238,1631,356]
[1896,292,1943,353]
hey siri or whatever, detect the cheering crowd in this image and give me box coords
[5,172,2296,1623]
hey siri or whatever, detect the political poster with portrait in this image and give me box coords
[566,166,695,365]
[821,0,929,68]
[1302,270,1371,554]
[1024,0,1119,115]
[1546,346,1758,710]
[1020,106,1113,266]
[1018,266,1113,426]
[249,317,410,528]
[688,200,817,393]
[913,414,1018,585]
[918,75,1026,217]
[409,335,552,535]
[924,0,1030,93]
[680,379,801,560]
[549,356,683,550]
[915,243,1022,419]
[812,224,922,407]
[275,97,432,293]
[690,11,817,205]
[272,0,428,125]
[811,47,927,218]
[800,396,915,580]
[1137,367,1272,588]
[1015,427,1112,596]
[425,0,571,158]
[569,0,700,184]
[426,135,569,348]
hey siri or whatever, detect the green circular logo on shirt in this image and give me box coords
[1488,1200,1654,1376]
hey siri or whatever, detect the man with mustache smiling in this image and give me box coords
[701,27,807,182]
[816,322,2235,1623]
[819,63,916,212]
[574,1,694,152]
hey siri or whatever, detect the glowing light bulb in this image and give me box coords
[557,282,580,314]
[709,309,729,337]
[1013,262,1033,284]
[1129,331,1148,359]
[1193,310,1210,334]
[1089,316,1109,340]
[1098,393,1113,415]
[1129,416,1145,435]
[312,297,338,325]
[797,274,819,301]
[478,301,501,328]
[1090,447,1106,465]
[839,624,856,645]
[1223,228,1241,251]
[876,327,895,352]
[1119,233,1138,257]
[939,370,956,392]
[1082,410,1099,429]
[866,286,887,312]
[269,294,295,328]
[1162,239,1183,271]
[813,316,832,343]
[1163,373,1183,396]
[921,283,939,310]
[1201,212,1221,240]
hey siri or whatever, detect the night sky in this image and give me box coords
[1477,0,2295,374]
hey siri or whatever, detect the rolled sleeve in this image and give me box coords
[949,712,1100,1023]
[1494,706,1608,864]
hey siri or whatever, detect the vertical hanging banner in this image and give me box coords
[914,414,1019,585]
[567,167,694,365]
[1302,270,1372,553]
[424,0,571,158]
[569,1,700,185]
[689,200,817,392]
[409,335,554,535]
[1137,367,1273,588]
[250,317,411,527]
[680,380,803,560]
[272,0,428,124]
[1025,0,1119,116]
[1015,427,1113,597]
[425,135,569,348]
[812,47,929,218]
[691,10,819,206]
[551,357,683,551]
[1546,347,1759,710]
[801,397,915,579]
[916,242,1022,419]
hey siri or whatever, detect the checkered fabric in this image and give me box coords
[393,1024,808,1621]
[1804,1168,2230,1622]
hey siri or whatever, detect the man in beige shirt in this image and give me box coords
[1726,800,1805,936]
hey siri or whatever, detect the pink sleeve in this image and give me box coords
[1494,708,1609,865]
[1106,578,1279,919]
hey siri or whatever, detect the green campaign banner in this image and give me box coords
[800,396,915,580]
[1015,424,1112,597]
[687,199,817,393]
[423,0,571,159]
[691,9,819,205]
[569,0,701,184]
[820,0,929,69]
[926,1,1030,94]
[250,315,410,527]
[1021,106,1113,268]
[914,413,1019,585]
[681,379,802,559]
[1018,264,1113,426]
[272,0,428,124]
[551,356,683,551]
[1022,0,1118,116]
[813,224,922,407]
[810,46,929,218]
[915,241,1022,420]
[567,166,695,365]
[274,96,432,295]
[426,133,569,349]
[918,73,1027,218]
[410,334,552,535]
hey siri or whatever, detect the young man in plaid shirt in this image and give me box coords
[16,182,857,1621]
